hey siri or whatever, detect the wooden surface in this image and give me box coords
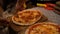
[10,15,48,34]
[32,7,60,24]
[9,7,60,34]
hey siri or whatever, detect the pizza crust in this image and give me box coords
[25,22,60,34]
[12,9,42,25]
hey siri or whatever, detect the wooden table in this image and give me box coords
[9,7,60,34]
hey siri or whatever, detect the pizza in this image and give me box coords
[12,9,42,25]
[25,22,60,34]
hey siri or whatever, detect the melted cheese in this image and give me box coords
[13,10,41,24]
[29,24,59,34]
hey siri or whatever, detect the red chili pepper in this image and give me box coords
[45,7,54,10]
[45,3,55,10]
